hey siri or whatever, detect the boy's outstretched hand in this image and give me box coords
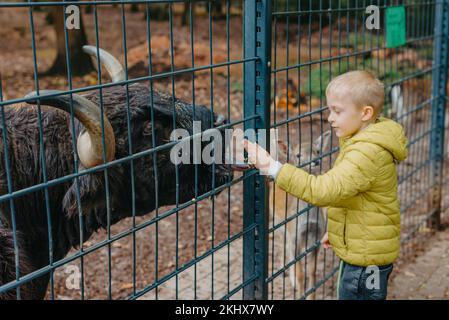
[321,232,331,249]
[243,139,276,176]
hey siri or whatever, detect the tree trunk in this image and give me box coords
[181,2,192,26]
[43,6,94,77]
[130,3,139,13]
[142,3,169,21]
[210,1,224,19]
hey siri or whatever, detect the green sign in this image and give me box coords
[385,6,406,48]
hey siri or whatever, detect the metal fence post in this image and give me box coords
[430,0,449,230]
[243,0,272,299]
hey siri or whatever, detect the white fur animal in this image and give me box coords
[390,84,404,120]
[269,130,331,299]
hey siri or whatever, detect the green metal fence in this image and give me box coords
[0,0,448,300]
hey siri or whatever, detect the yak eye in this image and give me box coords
[143,122,152,136]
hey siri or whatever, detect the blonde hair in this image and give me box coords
[326,70,385,117]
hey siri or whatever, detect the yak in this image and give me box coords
[0,46,233,299]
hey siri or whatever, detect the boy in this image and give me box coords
[243,70,408,300]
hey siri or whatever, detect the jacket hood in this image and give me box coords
[344,116,408,162]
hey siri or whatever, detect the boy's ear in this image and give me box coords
[362,105,375,121]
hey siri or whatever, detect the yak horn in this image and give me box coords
[83,45,125,83]
[24,90,116,168]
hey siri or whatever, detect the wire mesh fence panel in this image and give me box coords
[267,0,447,300]
[443,94,449,223]
[0,0,257,300]
[0,0,448,300]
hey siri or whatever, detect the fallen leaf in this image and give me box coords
[120,283,134,290]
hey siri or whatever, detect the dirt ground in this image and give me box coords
[389,223,449,299]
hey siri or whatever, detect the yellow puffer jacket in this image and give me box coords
[275,117,408,266]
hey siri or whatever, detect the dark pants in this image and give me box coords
[337,260,393,300]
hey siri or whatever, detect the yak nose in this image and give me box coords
[312,159,321,167]
[214,114,227,127]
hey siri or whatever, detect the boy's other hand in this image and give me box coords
[321,232,331,249]
[243,139,276,175]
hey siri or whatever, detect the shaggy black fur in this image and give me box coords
[0,83,230,299]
